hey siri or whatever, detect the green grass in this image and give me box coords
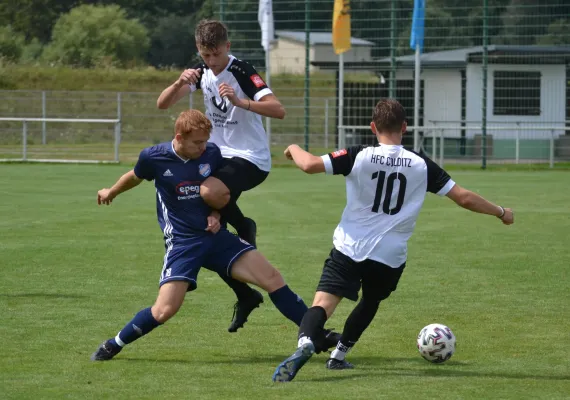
[1,165,569,399]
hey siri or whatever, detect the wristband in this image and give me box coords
[497,206,505,218]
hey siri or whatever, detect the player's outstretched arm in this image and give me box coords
[157,69,199,109]
[445,184,514,225]
[284,144,325,174]
[97,170,143,205]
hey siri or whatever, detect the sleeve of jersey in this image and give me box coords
[233,62,273,101]
[133,148,154,181]
[320,146,363,176]
[188,63,205,93]
[425,156,455,196]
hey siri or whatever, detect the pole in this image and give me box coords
[482,0,488,169]
[265,47,272,147]
[116,92,122,162]
[515,122,521,164]
[22,121,28,161]
[338,52,345,149]
[413,45,421,151]
[389,0,396,97]
[304,0,310,151]
[42,91,47,145]
[219,0,225,22]
[324,98,329,148]
[550,129,554,168]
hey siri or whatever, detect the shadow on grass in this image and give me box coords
[119,355,570,382]
[1,292,88,299]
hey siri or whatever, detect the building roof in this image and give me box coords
[310,45,570,70]
[275,30,374,47]
[378,45,570,67]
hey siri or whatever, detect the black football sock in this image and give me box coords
[332,297,381,360]
[297,306,328,346]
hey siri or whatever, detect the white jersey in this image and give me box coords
[321,144,455,268]
[189,55,273,172]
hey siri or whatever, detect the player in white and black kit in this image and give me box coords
[157,20,317,338]
[272,98,515,382]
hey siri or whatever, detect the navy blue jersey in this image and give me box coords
[134,141,224,239]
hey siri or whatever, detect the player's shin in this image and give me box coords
[268,285,309,326]
[331,297,381,360]
[297,306,328,346]
[111,307,163,348]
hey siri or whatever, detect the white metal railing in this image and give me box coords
[0,117,121,163]
[338,123,570,168]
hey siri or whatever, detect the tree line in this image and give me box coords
[0,0,568,69]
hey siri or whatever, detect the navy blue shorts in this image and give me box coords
[159,229,255,291]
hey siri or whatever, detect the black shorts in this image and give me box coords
[316,248,406,302]
[212,157,269,199]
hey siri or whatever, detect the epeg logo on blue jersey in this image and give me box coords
[176,181,201,200]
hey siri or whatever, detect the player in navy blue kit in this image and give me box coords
[91,110,314,361]
[157,19,286,333]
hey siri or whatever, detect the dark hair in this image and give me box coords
[195,19,228,49]
[372,98,407,133]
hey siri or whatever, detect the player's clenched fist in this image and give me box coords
[97,188,115,205]
[499,208,514,225]
[176,68,202,87]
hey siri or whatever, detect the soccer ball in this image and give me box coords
[416,323,456,363]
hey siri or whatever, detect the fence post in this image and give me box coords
[42,91,47,145]
[550,129,554,169]
[515,122,521,164]
[22,121,28,161]
[324,98,329,149]
[439,128,444,167]
[303,0,311,151]
[116,92,122,163]
[481,0,489,170]
[432,122,437,159]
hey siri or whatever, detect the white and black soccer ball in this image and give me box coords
[416,323,456,363]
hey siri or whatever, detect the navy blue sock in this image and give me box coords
[268,285,309,326]
[110,307,162,347]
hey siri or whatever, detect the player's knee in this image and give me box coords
[201,181,230,209]
[151,303,179,323]
[263,266,285,292]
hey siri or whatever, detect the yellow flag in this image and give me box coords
[332,0,351,55]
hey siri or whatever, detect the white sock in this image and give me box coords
[330,342,351,360]
[114,334,126,347]
[297,336,313,348]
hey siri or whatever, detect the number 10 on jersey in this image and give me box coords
[371,171,407,215]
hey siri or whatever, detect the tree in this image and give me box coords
[147,14,199,68]
[42,5,150,68]
[0,0,76,43]
[497,0,570,45]
[0,26,25,63]
[536,19,570,46]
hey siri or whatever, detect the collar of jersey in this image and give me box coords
[171,140,190,163]
[211,55,235,77]
[376,142,403,148]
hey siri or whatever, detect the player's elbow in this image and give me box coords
[275,105,286,119]
[156,99,169,109]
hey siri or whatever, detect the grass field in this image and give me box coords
[1,164,569,399]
